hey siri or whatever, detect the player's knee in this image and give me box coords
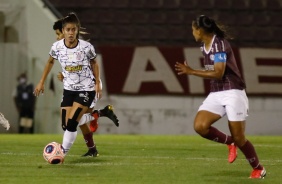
[194,122,208,136]
[66,107,83,132]
[232,135,246,147]
[66,118,78,132]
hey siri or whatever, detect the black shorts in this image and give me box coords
[61,89,95,108]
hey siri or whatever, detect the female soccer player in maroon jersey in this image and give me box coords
[175,15,266,179]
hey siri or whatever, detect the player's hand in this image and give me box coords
[95,83,102,100]
[175,61,193,75]
[33,82,44,97]
[57,72,64,82]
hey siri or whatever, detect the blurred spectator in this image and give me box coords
[13,73,36,133]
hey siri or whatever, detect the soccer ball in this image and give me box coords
[43,142,65,164]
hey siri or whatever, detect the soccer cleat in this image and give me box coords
[227,143,237,163]
[98,105,119,127]
[89,111,99,132]
[0,112,10,130]
[82,148,99,157]
[249,167,266,179]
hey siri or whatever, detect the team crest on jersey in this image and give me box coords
[200,47,204,52]
[210,54,215,61]
[76,51,84,61]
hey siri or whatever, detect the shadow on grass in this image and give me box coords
[67,156,109,164]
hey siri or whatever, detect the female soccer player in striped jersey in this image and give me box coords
[175,15,266,179]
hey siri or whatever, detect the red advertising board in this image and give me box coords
[99,46,282,96]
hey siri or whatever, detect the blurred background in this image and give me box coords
[0,0,281,135]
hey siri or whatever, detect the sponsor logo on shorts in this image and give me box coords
[79,92,89,103]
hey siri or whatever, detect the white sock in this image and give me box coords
[62,130,77,155]
[78,113,94,126]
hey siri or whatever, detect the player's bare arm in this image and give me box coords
[90,58,102,99]
[175,61,226,80]
[34,56,55,97]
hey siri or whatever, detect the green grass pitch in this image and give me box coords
[0,134,280,184]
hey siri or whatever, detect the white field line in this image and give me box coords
[94,142,282,148]
[0,152,281,164]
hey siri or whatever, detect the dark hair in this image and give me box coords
[62,12,81,38]
[17,72,27,81]
[53,14,89,40]
[53,19,63,32]
[193,15,232,39]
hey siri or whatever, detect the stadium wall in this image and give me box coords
[0,0,281,135]
[0,0,64,134]
[96,47,282,136]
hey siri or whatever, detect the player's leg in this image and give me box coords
[79,124,99,157]
[194,110,234,144]
[194,110,238,163]
[83,104,120,132]
[88,98,99,132]
[61,107,71,131]
[195,92,235,144]
[229,121,266,178]
[95,105,119,127]
[89,96,119,132]
[62,90,95,155]
[62,102,89,155]
[79,107,99,157]
[62,106,98,156]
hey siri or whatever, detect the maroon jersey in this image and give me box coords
[201,35,246,92]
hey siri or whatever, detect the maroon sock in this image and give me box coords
[203,126,234,144]
[239,140,263,169]
[83,132,95,149]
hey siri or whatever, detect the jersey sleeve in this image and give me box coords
[214,38,227,63]
[214,52,227,63]
[88,44,97,60]
[49,43,58,60]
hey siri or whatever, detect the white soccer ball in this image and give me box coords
[43,142,65,164]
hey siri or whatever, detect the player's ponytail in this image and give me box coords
[193,15,232,39]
